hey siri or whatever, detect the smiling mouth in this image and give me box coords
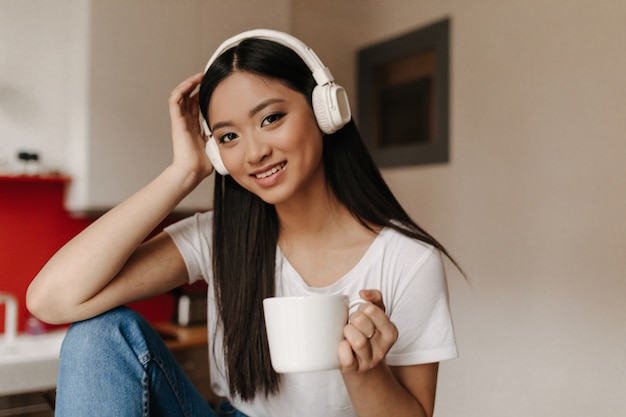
[254,162,287,179]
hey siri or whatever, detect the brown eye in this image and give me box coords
[261,113,285,127]
[218,132,238,144]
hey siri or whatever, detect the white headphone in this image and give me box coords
[200,29,352,176]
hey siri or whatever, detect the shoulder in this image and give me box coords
[163,211,214,283]
[376,227,443,273]
[371,227,448,307]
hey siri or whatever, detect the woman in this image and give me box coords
[27,29,457,417]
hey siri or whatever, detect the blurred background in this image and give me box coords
[1,1,625,415]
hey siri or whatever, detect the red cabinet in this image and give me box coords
[0,175,174,333]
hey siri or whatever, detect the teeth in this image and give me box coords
[255,162,286,179]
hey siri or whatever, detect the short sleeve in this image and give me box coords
[385,246,458,366]
[164,211,214,284]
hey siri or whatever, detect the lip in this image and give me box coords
[250,161,287,186]
[250,162,287,179]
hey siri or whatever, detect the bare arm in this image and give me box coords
[27,168,196,324]
[27,72,211,324]
[343,361,439,417]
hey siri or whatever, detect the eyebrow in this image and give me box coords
[210,98,287,132]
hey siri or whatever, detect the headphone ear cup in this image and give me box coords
[205,136,229,175]
[312,84,352,134]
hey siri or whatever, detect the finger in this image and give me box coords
[178,72,204,95]
[359,289,385,312]
[169,72,204,114]
[338,340,357,370]
[361,302,397,341]
[343,322,374,358]
[348,306,377,340]
[350,302,398,357]
[169,74,206,138]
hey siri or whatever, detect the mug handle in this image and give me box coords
[348,298,370,312]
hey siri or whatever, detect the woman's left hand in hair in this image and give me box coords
[339,289,398,373]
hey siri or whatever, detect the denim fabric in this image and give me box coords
[55,306,247,417]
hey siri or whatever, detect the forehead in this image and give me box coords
[208,72,301,121]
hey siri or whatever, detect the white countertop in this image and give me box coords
[0,330,67,396]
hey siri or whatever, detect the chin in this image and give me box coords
[252,185,296,207]
[256,193,289,206]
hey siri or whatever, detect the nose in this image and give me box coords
[245,134,272,166]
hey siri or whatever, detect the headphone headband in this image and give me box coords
[203,29,334,86]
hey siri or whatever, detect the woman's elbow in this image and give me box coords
[26,281,68,325]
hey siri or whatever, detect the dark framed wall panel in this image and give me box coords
[358,18,450,168]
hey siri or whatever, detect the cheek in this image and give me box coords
[287,116,324,154]
[222,157,250,190]
[301,129,325,161]
[219,146,244,176]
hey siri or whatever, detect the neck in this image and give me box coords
[276,187,347,238]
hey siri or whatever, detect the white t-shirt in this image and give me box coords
[165,211,457,417]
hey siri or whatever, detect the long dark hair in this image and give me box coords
[198,38,460,401]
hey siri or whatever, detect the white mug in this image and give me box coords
[263,294,367,373]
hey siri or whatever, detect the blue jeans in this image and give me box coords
[56,306,247,417]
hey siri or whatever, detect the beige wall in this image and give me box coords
[293,1,626,415]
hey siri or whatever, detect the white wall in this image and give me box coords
[79,0,292,211]
[0,0,77,175]
[293,1,626,416]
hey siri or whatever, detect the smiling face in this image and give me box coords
[207,71,325,206]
